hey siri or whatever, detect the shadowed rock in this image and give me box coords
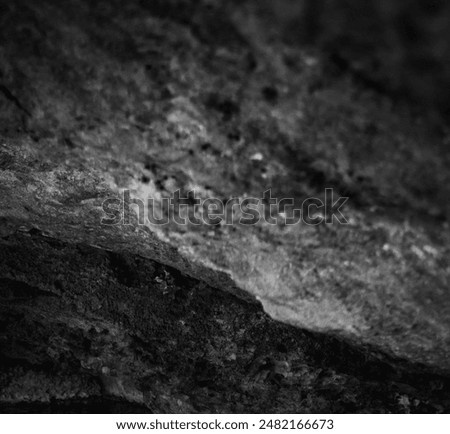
[0,0,449,413]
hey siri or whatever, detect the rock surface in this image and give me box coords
[264,0,450,117]
[0,0,449,413]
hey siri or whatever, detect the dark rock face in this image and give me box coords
[264,0,450,117]
[1,231,450,413]
[0,0,449,413]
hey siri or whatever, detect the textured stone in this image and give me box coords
[0,0,449,413]
[1,232,450,413]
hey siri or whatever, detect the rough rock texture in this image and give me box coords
[2,231,450,413]
[0,0,449,413]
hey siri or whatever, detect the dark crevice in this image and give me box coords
[0,84,31,117]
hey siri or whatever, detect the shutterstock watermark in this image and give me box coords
[101,188,349,226]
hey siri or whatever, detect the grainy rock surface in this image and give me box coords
[0,0,449,413]
[2,231,450,413]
